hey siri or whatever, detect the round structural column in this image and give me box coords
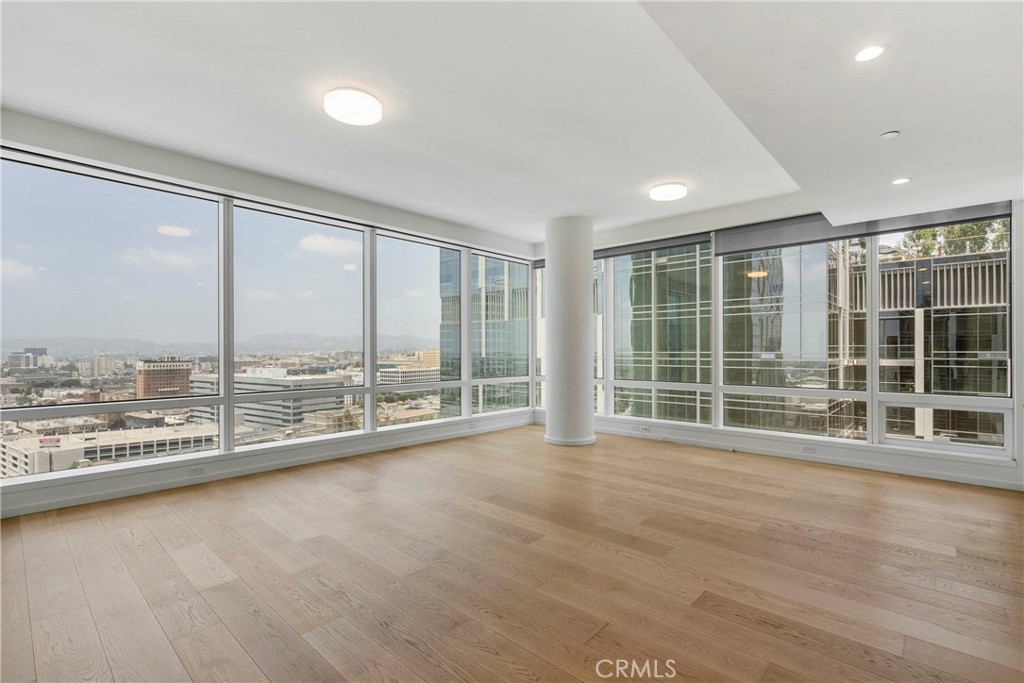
[544,216,596,446]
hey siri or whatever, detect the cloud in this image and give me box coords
[156,225,192,238]
[2,258,38,281]
[291,289,316,300]
[343,263,359,272]
[118,246,208,269]
[297,233,362,258]
[403,288,427,298]
[244,289,284,301]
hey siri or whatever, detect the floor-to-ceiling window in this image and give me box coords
[229,207,365,445]
[0,154,532,482]
[470,254,529,413]
[721,239,867,439]
[878,219,1011,450]
[0,159,221,477]
[612,242,713,424]
[376,235,462,424]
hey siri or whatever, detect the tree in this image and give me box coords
[59,379,82,388]
[896,227,938,257]
[939,221,991,255]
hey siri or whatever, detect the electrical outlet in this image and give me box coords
[187,464,207,477]
[631,424,651,434]
[801,445,817,455]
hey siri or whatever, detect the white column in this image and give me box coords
[545,216,596,445]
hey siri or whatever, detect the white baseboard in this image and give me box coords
[534,410,1024,491]
[0,410,532,518]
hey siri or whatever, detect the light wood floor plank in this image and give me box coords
[139,575,221,642]
[1,518,35,683]
[31,607,112,682]
[171,622,269,683]
[81,570,190,682]
[200,578,341,682]
[20,511,90,622]
[3,425,1020,683]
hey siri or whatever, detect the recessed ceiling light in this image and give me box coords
[157,225,191,238]
[855,45,885,62]
[892,177,912,185]
[879,130,900,140]
[324,88,383,126]
[747,270,768,278]
[649,183,688,201]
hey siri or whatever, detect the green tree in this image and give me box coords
[939,221,991,255]
[59,379,82,388]
[896,227,938,257]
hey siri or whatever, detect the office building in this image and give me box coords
[135,356,192,399]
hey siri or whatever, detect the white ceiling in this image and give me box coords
[2,2,1021,245]
[643,1,1024,227]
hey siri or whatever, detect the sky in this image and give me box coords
[2,160,446,349]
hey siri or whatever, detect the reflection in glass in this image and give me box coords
[613,387,709,424]
[472,256,529,379]
[614,243,711,383]
[724,394,866,440]
[722,240,866,391]
[472,382,529,414]
[878,219,1010,396]
[884,406,1003,447]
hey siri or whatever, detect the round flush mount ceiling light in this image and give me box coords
[879,130,900,140]
[891,177,912,185]
[323,88,383,126]
[855,45,885,62]
[649,183,688,201]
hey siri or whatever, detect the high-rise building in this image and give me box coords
[136,356,192,399]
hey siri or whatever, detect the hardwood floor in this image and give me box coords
[2,425,1022,682]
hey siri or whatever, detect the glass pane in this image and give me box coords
[615,243,711,383]
[471,256,529,378]
[233,395,364,446]
[884,406,1004,448]
[614,387,652,417]
[1,406,219,478]
[878,219,1010,396]
[594,261,606,379]
[472,382,529,414]
[655,389,711,425]
[377,237,460,382]
[722,239,866,391]
[614,253,652,380]
[535,268,546,376]
[654,244,711,383]
[1,160,218,407]
[377,388,461,427]
[232,208,363,393]
[723,393,866,439]
[536,380,545,408]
